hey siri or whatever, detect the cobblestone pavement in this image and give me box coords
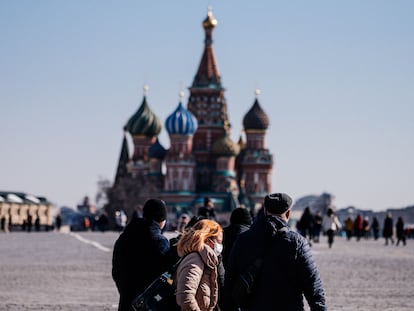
[0,231,413,310]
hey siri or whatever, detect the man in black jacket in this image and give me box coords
[112,199,171,311]
[224,193,326,311]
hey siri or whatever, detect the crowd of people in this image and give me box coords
[111,195,412,311]
[297,207,410,247]
[112,194,327,311]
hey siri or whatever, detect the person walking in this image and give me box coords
[222,207,252,269]
[112,199,172,311]
[322,207,342,248]
[55,214,62,232]
[371,216,380,240]
[344,216,354,241]
[353,214,363,241]
[298,206,314,246]
[383,212,394,246]
[198,197,217,221]
[313,210,323,243]
[224,193,326,311]
[362,217,370,239]
[175,219,223,311]
[396,216,407,246]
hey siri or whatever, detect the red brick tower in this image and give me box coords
[237,90,273,206]
[187,8,233,192]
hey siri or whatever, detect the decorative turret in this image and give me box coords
[124,86,161,163]
[124,86,162,137]
[203,6,218,30]
[212,133,240,194]
[148,138,167,160]
[114,132,130,183]
[243,89,269,131]
[237,89,273,203]
[164,93,198,192]
[212,134,240,157]
[165,92,198,136]
[192,7,221,89]
[187,7,231,191]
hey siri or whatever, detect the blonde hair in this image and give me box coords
[177,219,222,256]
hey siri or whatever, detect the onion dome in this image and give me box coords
[149,138,167,160]
[242,90,269,130]
[212,134,240,156]
[203,6,218,29]
[124,86,162,137]
[165,94,198,135]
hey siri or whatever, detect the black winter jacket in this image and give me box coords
[112,216,170,311]
[224,215,326,311]
[222,223,250,269]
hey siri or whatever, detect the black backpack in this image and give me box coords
[132,259,182,311]
[231,221,287,307]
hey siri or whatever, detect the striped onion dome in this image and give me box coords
[243,97,269,131]
[124,95,162,137]
[149,138,167,159]
[212,134,240,156]
[165,102,198,136]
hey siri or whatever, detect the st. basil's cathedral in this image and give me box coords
[107,9,273,221]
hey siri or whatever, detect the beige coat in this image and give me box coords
[175,245,218,311]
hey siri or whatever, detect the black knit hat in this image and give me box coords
[230,208,252,226]
[264,193,292,214]
[143,199,167,222]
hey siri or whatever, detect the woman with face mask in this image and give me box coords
[175,219,223,311]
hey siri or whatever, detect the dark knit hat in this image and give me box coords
[264,193,292,214]
[230,208,252,226]
[143,199,167,222]
[204,197,212,206]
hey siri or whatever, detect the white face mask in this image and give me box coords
[214,243,223,256]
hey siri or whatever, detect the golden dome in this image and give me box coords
[203,7,218,29]
[212,134,240,156]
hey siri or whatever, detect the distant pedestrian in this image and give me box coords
[322,207,341,248]
[35,216,41,232]
[344,216,354,241]
[353,214,363,241]
[371,216,380,240]
[1,216,9,233]
[362,217,370,239]
[383,212,394,246]
[198,197,217,221]
[55,214,62,231]
[83,217,91,231]
[112,199,172,311]
[176,213,190,233]
[97,213,109,232]
[27,213,33,232]
[313,210,323,243]
[224,193,326,310]
[396,216,406,246]
[175,219,223,311]
[299,207,314,246]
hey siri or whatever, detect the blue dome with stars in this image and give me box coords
[165,102,198,135]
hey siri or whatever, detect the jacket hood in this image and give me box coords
[199,244,218,269]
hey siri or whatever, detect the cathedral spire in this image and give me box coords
[192,7,221,88]
[114,132,130,183]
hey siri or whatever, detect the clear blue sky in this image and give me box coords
[1,1,413,211]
